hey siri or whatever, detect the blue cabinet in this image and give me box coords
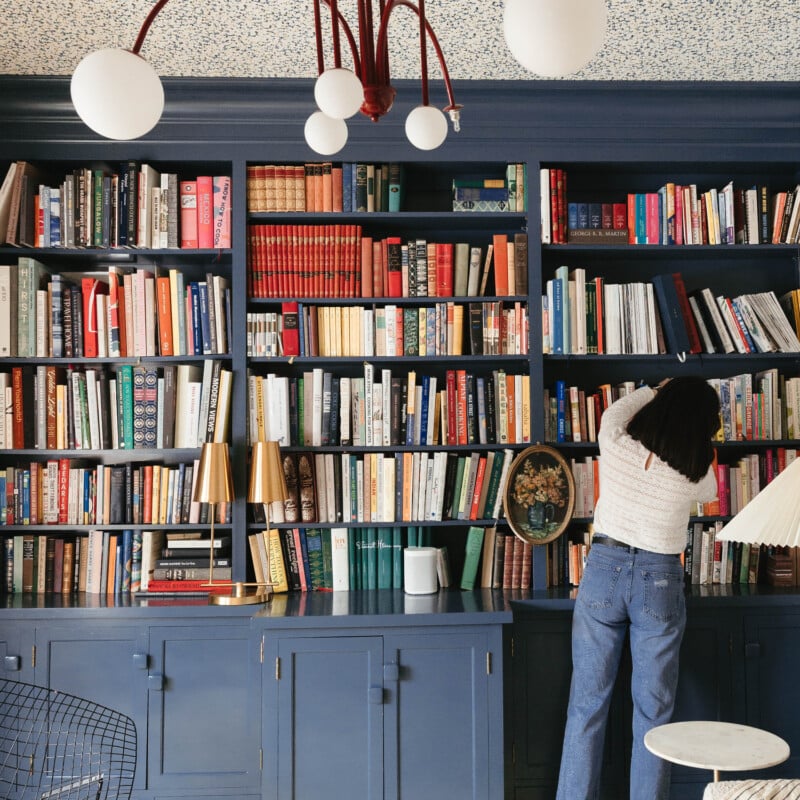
[263,623,505,800]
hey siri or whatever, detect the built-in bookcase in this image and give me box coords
[0,159,236,596]
[540,161,800,588]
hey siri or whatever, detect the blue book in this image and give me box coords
[121,529,133,593]
[342,163,352,212]
[577,202,589,228]
[197,281,213,354]
[297,528,312,590]
[555,380,567,443]
[418,375,430,444]
[189,282,202,355]
[21,470,30,525]
[551,278,564,354]
[651,274,692,355]
[568,202,579,231]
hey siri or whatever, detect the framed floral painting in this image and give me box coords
[503,444,575,545]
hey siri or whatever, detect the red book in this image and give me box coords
[196,176,214,248]
[671,272,703,354]
[281,301,300,356]
[155,276,174,356]
[81,277,107,359]
[601,203,613,229]
[386,236,403,298]
[58,458,70,524]
[212,175,232,249]
[455,369,468,446]
[612,202,627,230]
[646,192,661,244]
[468,456,488,520]
[143,579,232,595]
[12,366,24,449]
[360,235,373,298]
[445,370,457,445]
[372,239,384,297]
[492,234,509,296]
[435,242,454,297]
[549,169,559,244]
[179,181,198,248]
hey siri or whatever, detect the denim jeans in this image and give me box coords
[556,541,686,800]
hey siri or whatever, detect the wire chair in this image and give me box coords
[0,678,137,800]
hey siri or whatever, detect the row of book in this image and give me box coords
[0,459,229,527]
[0,259,231,359]
[476,528,533,590]
[247,226,527,299]
[0,161,231,249]
[539,166,800,247]
[451,164,527,213]
[248,368,531,448]
[262,448,515,527]
[542,266,800,356]
[1,360,232,451]
[246,300,529,359]
[247,162,405,214]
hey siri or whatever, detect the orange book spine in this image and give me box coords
[492,234,509,296]
[155,276,174,356]
[468,456,488,520]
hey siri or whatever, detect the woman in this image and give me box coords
[556,376,720,800]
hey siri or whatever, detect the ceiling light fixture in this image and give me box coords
[305,0,462,155]
[503,0,607,78]
[69,0,462,150]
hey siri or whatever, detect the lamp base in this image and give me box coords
[207,582,271,606]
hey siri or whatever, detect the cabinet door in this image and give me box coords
[510,613,626,800]
[32,620,149,784]
[0,621,28,679]
[744,612,800,778]
[266,635,384,800]
[146,623,261,794]
[383,629,500,800]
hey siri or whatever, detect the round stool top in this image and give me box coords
[644,721,790,773]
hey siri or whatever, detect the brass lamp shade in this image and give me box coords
[193,442,234,505]
[248,441,288,505]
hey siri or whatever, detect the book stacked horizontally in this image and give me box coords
[143,531,232,594]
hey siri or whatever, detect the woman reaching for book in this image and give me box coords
[556,375,720,800]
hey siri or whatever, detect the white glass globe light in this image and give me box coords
[503,0,607,77]
[304,111,349,155]
[71,48,165,140]
[405,105,448,151]
[314,68,364,120]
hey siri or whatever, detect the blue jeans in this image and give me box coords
[556,541,686,800]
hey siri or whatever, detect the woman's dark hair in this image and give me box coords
[626,375,720,482]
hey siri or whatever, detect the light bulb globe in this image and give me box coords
[314,68,364,120]
[304,111,348,155]
[503,0,607,77]
[405,105,448,151]
[70,48,165,140]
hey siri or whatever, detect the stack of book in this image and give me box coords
[144,532,232,595]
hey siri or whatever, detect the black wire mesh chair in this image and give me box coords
[0,678,136,800]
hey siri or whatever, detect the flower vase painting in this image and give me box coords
[504,444,575,545]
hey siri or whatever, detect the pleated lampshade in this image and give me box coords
[248,441,288,505]
[193,442,235,505]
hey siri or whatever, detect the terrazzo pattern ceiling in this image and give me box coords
[0,0,798,81]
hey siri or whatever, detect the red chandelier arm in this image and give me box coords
[131,0,173,55]
[375,0,461,113]
[319,0,362,76]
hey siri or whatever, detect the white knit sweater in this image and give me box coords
[592,386,718,555]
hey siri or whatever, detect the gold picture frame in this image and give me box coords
[503,444,576,546]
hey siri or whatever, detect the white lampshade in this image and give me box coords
[304,111,349,155]
[404,105,448,151]
[70,48,165,140]
[503,0,607,78]
[716,457,800,547]
[314,68,364,120]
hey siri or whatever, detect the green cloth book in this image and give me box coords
[460,525,485,590]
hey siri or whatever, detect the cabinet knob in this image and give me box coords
[368,686,384,705]
[745,642,761,659]
[3,655,20,672]
[383,664,399,682]
[133,653,149,670]
[148,673,164,691]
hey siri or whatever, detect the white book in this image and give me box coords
[569,267,586,355]
[95,294,108,358]
[85,369,100,450]
[381,369,392,446]
[539,168,551,244]
[212,368,233,444]
[382,455,395,523]
[341,453,351,522]
[492,449,515,519]
[95,465,104,526]
[108,379,119,450]
[385,304,396,356]
[137,163,161,248]
[413,385,423,446]
[340,376,351,445]
[314,453,328,523]
[213,275,229,354]
[311,367,324,447]
[168,268,183,356]
[330,528,350,591]
[156,376,165,448]
[0,264,16,357]
[36,288,49,357]
[700,288,735,353]
[372,380,383,447]
[467,245,482,297]
[325,452,336,523]
[363,363,374,446]
[356,459,364,522]
[144,274,156,356]
[362,309,374,356]
[603,283,623,355]
[35,365,47,449]
[425,375,438,445]
[174,364,202,448]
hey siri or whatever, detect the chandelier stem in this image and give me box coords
[319,1,362,76]
[313,0,325,73]
[131,0,173,55]
[329,0,343,68]
[418,0,429,106]
[358,0,377,85]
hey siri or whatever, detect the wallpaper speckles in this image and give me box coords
[0,0,798,81]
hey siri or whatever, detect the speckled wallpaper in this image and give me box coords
[0,0,798,81]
